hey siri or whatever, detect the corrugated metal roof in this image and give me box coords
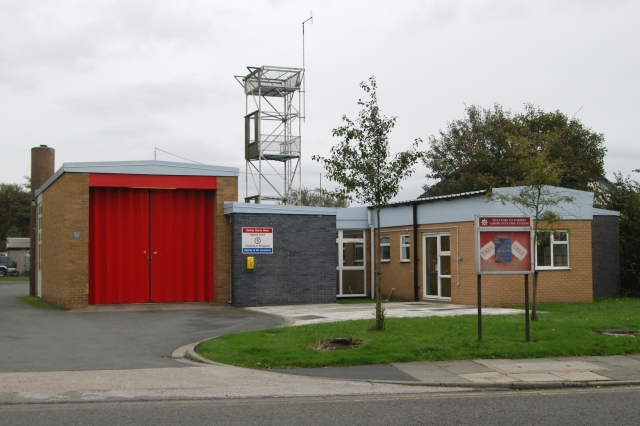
[36,160,239,196]
[380,190,488,208]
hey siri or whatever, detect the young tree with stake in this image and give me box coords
[312,77,423,331]
[487,139,575,321]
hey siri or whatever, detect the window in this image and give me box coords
[400,234,410,261]
[354,243,364,263]
[380,235,390,262]
[536,231,569,269]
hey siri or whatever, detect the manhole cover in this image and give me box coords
[592,329,637,337]
[293,315,326,320]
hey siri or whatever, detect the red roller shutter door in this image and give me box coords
[89,188,150,304]
[89,187,214,304]
[150,190,214,303]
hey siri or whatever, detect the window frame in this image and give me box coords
[535,230,570,270]
[400,234,410,262]
[379,234,390,262]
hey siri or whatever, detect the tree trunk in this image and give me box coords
[375,207,385,331]
[531,271,539,321]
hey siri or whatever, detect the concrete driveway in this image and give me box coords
[0,282,282,373]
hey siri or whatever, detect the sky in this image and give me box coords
[1,0,638,203]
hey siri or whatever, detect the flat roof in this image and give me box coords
[6,238,30,249]
[224,202,337,216]
[36,160,239,196]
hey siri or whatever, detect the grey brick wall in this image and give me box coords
[592,215,620,298]
[230,213,337,307]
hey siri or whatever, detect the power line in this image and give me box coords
[154,147,205,165]
[153,147,288,176]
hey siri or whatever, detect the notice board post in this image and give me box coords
[476,215,534,342]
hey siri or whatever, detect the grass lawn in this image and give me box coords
[0,276,29,282]
[198,298,640,369]
[17,296,61,310]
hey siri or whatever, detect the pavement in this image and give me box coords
[1,280,639,405]
[270,355,640,389]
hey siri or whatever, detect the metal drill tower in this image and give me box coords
[236,66,303,203]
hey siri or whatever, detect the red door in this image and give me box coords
[90,188,214,304]
[89,188,150,304]
[150,190,214,302]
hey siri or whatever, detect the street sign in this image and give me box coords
[476,215,533,275]
[241,227,273,254]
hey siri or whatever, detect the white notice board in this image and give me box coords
[241,227,273,254]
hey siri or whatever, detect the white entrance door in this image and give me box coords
[423,233,451,299]
[336,230,367,297]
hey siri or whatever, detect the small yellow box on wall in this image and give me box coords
[246,256,254,270]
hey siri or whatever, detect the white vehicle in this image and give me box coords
[0,255,19,277]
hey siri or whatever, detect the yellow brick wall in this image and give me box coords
[363,220,593,307]
[40,173,238,308]
[40,173,90,310]
[214,176,238,303]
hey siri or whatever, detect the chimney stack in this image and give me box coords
[30,146,55,296]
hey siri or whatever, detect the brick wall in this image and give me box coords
[364,220,593,307]
[213,177,237,303]
[592,215,620,298]
[230,213,336,307]
[40,173,90,309]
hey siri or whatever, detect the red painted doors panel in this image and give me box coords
[149,190,214,303]
[90,188,214,305]
[89,188,150,304]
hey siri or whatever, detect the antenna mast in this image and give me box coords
[302,12,312,122]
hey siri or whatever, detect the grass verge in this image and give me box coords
[17,296,61,310]
[198,298,640,369]
[0,276,29,282]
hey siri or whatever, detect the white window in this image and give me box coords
[380,235,390,262]
[536,231,569,269]
[400,234,410,262]
[354,242,364,263]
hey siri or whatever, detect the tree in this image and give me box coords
[0,183,31,251]
[312,77,423,331]
[487,143,575,321]
[593,172,640,296]
[281,187,350,208]
[423,104,606,196]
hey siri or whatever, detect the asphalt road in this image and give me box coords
[1,387,639,426]
[0,282,282,372]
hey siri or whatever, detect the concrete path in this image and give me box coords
[245,301,523,326]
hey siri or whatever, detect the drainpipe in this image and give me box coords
[413,203,419,301]
[368,209,375,300]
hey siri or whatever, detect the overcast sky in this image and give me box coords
[1,0,638,202]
